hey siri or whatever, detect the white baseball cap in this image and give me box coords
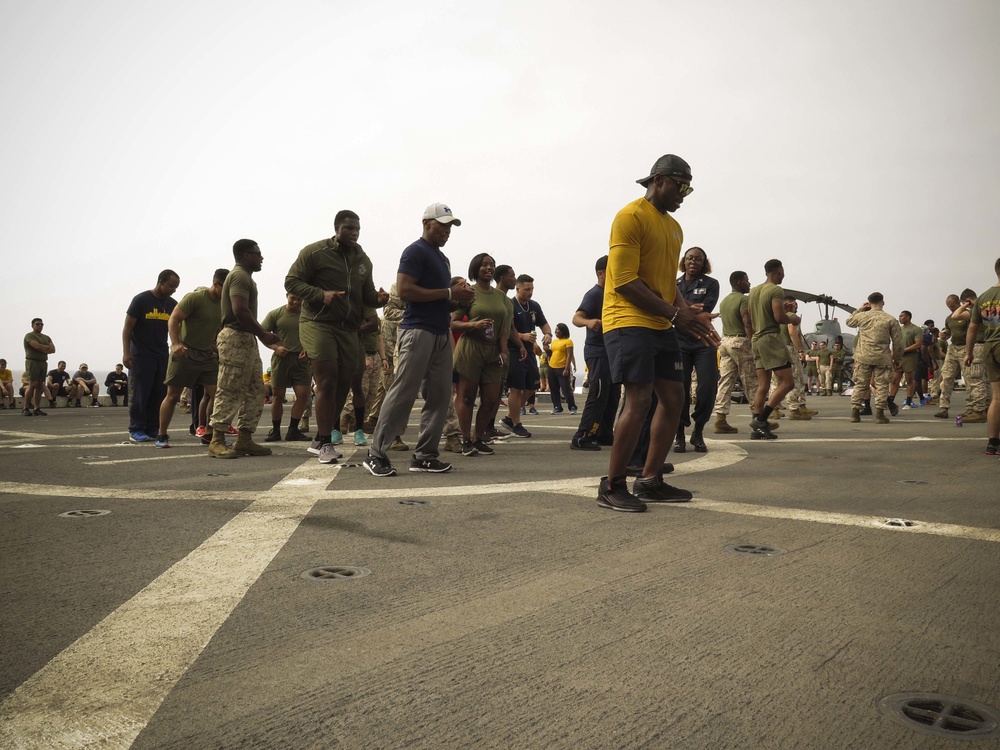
[422,202,462,226]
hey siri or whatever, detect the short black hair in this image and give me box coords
[157,269,179,284]
[764,259,783,274]
[467,253,495,283]
[595,255,608,272]
[213,268,229,286]
[334,210,359,228]
[232,239,258,261]
[516,274,534,285]
[923,319,934,327]
[495,264,512,281]
[729,270,748,286]
[960,288,977,302]
[31,317,42,325]
[900,310,912,319]
[868,292,884,304]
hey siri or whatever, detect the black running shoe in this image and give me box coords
[749,418,776,440]
[571,437,601,451]
[461,440,479,456]
[264,428,282,443]
[363,454,397,477]
[985,442,999,456]
[472,440,495,455]
[409,457,453,473]
[511,424,531,438]
[633,475,692,503]
[596,477,646,512]
[285,428,310,442]
[887,402,899,417]
[32,409,47,416]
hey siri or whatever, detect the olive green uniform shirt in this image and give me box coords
[719,292,749,337]
[221,264,257,331]
[261,305,303,352]
[749,283,784,340]
[285,238,379,330]
[177,289,222,351]
[23,332,52,361]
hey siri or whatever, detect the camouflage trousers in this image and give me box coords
[713,336,757,416]
[442,385,460,438]
[210,328,264,433]
[769,345,806,409]
[368,356,396,426]
[939,342,989,411]
[928,360,943,398]
[851,362,892,410]
[340,353,382,432]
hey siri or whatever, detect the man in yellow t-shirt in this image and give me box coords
[598,154,718,513]
[0,358,15,409]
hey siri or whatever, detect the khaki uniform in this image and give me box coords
[713,291,757,416]
[369,285,404,424]
[846,308,904,410]
[769,325,806,409]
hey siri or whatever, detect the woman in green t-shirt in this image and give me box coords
[451,253,512,456]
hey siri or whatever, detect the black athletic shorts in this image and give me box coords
[604,326,683,384]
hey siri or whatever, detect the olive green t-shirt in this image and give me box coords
[458,286,512,347]
[971,286,1000,343]
[900,323,922,356]
[749,282,784,340]
[177,288,222,351]
[945,313,968,346]
[23,332,52,361]
[815,348,834,366]
[262,305,302,352]
[719,291,749,337]
[221,264,257,331]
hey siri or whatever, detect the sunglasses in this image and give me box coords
[667,176,694,197]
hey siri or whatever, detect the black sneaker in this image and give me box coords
[22,408,33,416]
[985,442,1000,456]
[264,428,282,442]
[633,475,692,503]
[32,409,47,416]
[461,440,479,456]
[511,423,532,438]
[285,428,310,442]
[571,436,601,451]
[500,415,515,432]
[626,462,674,477]
[485,426,510,441]
[596,477,646,512]
[749,419,776,440]
[887,401,899,417]
[363,454,397,477]
[860,405,873,416]
[472,440,494,455]
[409,457,453,473]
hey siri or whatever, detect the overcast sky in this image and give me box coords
[2,0,998,379]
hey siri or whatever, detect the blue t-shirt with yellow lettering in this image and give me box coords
[126,290,177,357]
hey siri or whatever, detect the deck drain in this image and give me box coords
[399,499,429,506]
[59,509,111,518]
[898,480,929,485]
[879,693,1000,739]
[300,566,371,582]
[724,543,786,557]
[877,518,920,529]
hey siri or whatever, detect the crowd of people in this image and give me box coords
[8,155,999,509]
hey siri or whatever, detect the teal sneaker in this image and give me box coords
[354,429,367,446]
[330,429,343,445]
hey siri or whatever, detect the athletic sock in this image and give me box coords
[609,474,627,488]
[272,420,281,431]
[887,395,895,405]
[289,417,301,431]
[317,433,332,445]
[759,405,774,421]
[354,407,365,428]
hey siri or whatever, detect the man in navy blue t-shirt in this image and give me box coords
[122,269,179,443]
[570,255,619,450]
[501,274,552,437]
[365,203,476,477]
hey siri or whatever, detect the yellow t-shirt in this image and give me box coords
[603,197,682,332]
[0,368,13,383]
[548,337,573,370]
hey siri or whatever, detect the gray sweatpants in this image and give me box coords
[370,328,453,461]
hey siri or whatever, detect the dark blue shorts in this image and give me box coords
[506,349,540,390]
[605,326,683,384]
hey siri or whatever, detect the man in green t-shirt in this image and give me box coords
[22,318,56,416]
[262,293,313,443]
[965,258,1000,453]
[748,259,800,439]
[889,310,924,410]
[712,270,756,433]
[154,269,228,448]
[815,341,834,395]
[208,240,282,458]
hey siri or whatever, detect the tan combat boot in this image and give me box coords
[444,434,462,452]
[714,414,738,434]
[933,407,948,419]
[389,436,409,451]
[208,430,237,459]
[875,408,890,424]
[850,407,861,423]
[788,408,812,420]
[962,411,987,424]
[233,429,272,456]
[798,406,819,416]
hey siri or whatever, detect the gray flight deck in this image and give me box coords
[1,392,998,749]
